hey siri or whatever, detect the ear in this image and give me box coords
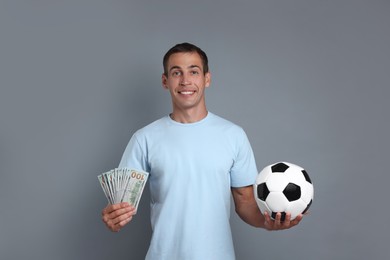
[162,73,168,89]
[205,72,211,88]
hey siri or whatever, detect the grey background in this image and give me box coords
[1,0,389,259]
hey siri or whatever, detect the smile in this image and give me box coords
[178,91,195,95]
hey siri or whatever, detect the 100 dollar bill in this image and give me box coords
[98,168,149,210]
[122,169,148,210]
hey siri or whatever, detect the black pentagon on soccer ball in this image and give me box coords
[257,183,270,201]
[271,162,289,173]
[283,183,301,202]
[272,212,286,222]
[301,170,312,184]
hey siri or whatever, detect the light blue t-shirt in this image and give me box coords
[119,112,258,260]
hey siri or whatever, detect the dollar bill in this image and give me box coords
[98,168,149,210]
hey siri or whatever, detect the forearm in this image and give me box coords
[234,197,265,228]
[232,186,266,228]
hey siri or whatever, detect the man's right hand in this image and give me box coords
[102,202,136,232]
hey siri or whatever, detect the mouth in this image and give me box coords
[178,90,196,95]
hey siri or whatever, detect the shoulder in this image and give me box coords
[208,112,246,135]
[134,116,169,136]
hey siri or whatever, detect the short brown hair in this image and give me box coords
[163,42,209,76]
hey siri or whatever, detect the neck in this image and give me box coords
[170,109,208,123]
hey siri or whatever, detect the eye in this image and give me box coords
[171,71,181,76]
[190,70,200,75]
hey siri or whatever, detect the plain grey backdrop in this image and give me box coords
[1,0,389,259]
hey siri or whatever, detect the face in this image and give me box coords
[162,52,211,114]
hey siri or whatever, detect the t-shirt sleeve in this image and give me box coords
[230,128,258,187]
[118,132,150,172]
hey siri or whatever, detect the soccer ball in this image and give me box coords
[254,162,313,221]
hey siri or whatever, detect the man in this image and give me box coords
[102,43,303,259]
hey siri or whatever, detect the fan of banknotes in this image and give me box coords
[98,168,149,210]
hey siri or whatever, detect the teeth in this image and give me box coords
[180,91,194,95]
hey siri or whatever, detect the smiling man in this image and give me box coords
[162,51,210,123]
[102,43,303,260]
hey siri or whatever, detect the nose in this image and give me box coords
[180,74,191,86]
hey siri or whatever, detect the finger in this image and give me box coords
[262,211,272,230]
[263,211,272,225]
[102,205,135,225]
[118,215,133,228]
[102,202,131,215]
[109,214,134,232]
[112,210,136,225]
[102,204,118,215]
[263,211,270,222]
[292,214,303,225]
[274,212,282,226]
[107,205,135,219]
[102,203,134,221]
[282,213,292,228]
[105,208,136,226]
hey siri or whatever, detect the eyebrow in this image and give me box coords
[169,65,202,72]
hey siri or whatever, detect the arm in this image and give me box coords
[231,185,303,230]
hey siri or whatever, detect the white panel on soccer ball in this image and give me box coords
[287,162,303,170]
[255,166,272,184]
[283,162,299,171]
[285,199,308,220]
[286,169,306,185]
[265,173,289,192]
[300,182,314,204]
[255,199,271,216]
[266,192,289,212]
